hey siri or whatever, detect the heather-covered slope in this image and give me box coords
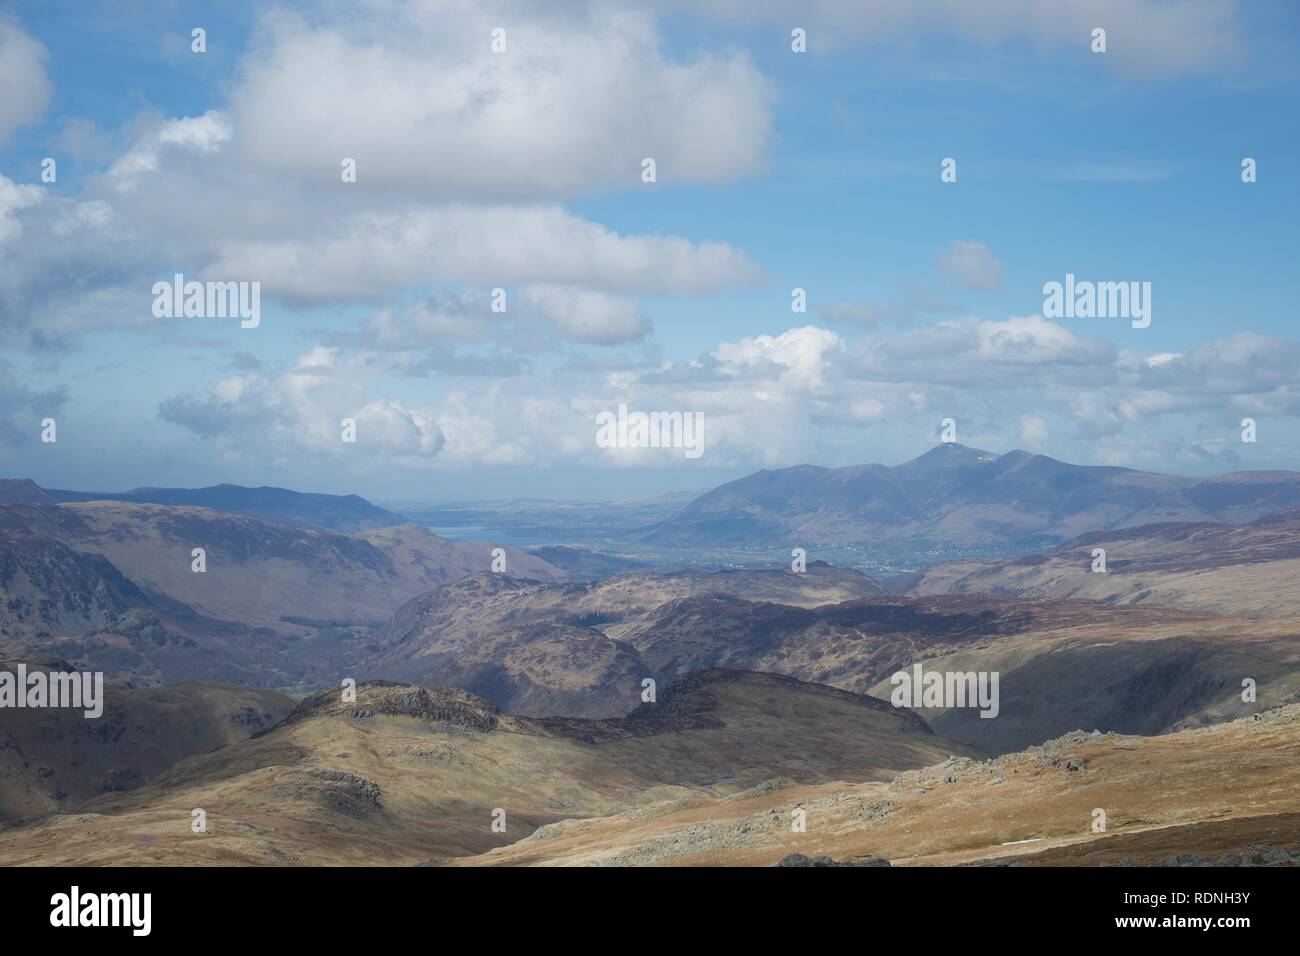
[0,672,970,865]
[457,705,1300,867]
[0,668,293,825]
[905,508,1300,618]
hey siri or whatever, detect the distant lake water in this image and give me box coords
[424,526,553,547]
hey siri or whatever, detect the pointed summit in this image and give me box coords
[896,443,1000,474]
[0,478,55,505]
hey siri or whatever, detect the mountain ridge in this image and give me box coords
[0,499,564,687]
[906,506,1300,618]
[643,443,1300,551]
[0,478,406,532]
[0,671,973,865]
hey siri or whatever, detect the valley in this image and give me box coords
[3,451,1299,867]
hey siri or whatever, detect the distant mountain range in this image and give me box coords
[642,443,1300,551]
[0,478,405,532]
[17,442,1300,558]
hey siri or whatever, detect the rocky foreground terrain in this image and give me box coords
[3,470,1299,867]
[3,677,1293,867]
[0,672,974,865]
[455,704,1300,867]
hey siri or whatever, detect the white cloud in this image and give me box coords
[1020,414,1050,448]
[203,205,761,305]
[4,126,761,339]
[159,349,445,467]
[148,317,1300,478]
[2,1,1282,484]
[229,4,773,200]
[295,346,337,370]
[0,174,43,244]
[851,315,1114,386]
[0,179,155,346]
[938,240,1003,292]
[712,325,843,388]
[108,112,234,187]
[0,20,51,145]
[1,4,768,342]
[354,292,498,350]
[354,399,446,458]
[522,285,650,345]
[973,314,1097,364]
[1145,352,1183,368]
[348,284,652,352]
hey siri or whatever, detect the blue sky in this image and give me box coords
[2,0,1298,502]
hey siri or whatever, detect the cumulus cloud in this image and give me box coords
[0,174,43,244]
[1,115,760,342]
[229,4,773,199]
[1123,333,1300,404]
[847,314,1115,387]
[107,111,234,187]
[341,290,508,352]
[0,3,767,345]
[973,314,1098,364]
[521,285,650,345]
[204,205,760,306]
[158,349,446,467]
[1,0,1281,485]
[713,326,844,388]
[937,240,1004,292]
[1055,334,1300,441]
[353,400,446,458]
[0,19,51,145]
[143,313,1300,479]
[0,179,158,347]
[341,284,650,356]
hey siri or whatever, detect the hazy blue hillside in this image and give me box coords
[643,444,1300,551]
[1,480,407,532]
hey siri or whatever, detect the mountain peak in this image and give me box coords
[901,443,1000,469]
[0,478,56,505]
